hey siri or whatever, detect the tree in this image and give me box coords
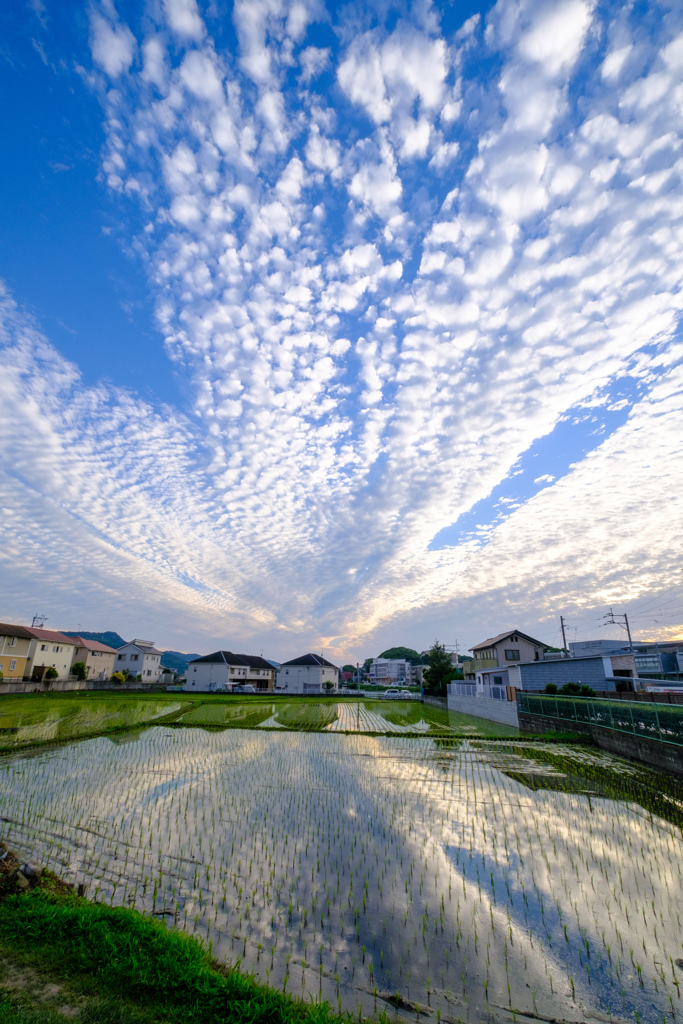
[422,640,458,696]
[362,657,373,673]
[72,662,88,681]
[111,672,125,684]
[379,647,421,664]
[322,680,335,691]
[45,667,59,680]
[342,665,356,673]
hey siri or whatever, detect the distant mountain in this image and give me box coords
[160,650,201,675]
[61,630,126,649]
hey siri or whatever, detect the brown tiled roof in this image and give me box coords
[70,637,118,654]
[26,627,79,645]
[0,622,34,640]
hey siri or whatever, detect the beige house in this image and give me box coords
[70,637,117,681]
[0,623,34,680]
[465,630,546,688]
[25,628,79,681]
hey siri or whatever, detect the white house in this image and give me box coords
[24,628,79,682]
[184,651,276,692]
[277,654,339,694]
[114,639,163,682]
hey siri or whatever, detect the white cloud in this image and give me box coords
[90,10,135,79]
[7,0,683,660]
[162,0,204,42]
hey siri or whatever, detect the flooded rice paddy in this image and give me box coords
[1,724,683,1024]
[179,699,520,737]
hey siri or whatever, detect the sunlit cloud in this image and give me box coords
[1,0,683,656]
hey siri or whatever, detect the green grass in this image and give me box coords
[0,890,350,1024]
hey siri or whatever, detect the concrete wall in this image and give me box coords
[518,711,683,777]
[0,679,91,695]
[447,693,519,727]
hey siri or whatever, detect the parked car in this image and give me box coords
[399,689,412,699]
[382,688,402,699]
[233,684,255,693]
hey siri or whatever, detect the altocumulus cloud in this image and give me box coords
[2,0,683,655]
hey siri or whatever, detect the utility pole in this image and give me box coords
[560,616,568,655]
[603,608,634,651]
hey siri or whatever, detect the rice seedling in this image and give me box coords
[0,711,681,1022]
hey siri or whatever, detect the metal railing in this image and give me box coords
[450,682,508,701]
[517,692,683,747]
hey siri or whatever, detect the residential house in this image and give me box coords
[70,637,118,681]
[184,652,276,692]
[114,640,163,682]
[0,623,34,681]
[507,652,637,692]
[464,630,546,688]
[24,629,79,681]
[277,655,339,694]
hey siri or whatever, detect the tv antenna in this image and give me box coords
[31,614,47,629]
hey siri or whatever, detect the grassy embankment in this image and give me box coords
[0,867,357,1024]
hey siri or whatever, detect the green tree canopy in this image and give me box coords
[362,657,373,672]
[378,646,421,663]
[342,664,356,673]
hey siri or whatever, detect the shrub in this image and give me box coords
[558,682,596,697]
[72,661,88,681]
[44,667,59,680]
[544,683,558,694]
[110,672,125,684]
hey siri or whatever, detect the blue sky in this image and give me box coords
[1,0,682,661]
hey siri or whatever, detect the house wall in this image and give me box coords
[507,658,617,691]
[114,645,162,681]
[0,634,31,680]
[25,640,77,681]
[278,665,338,694]
[184,662,229,691]
[73,647,116,681]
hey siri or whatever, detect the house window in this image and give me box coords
[510,635,518,642]
[9,660,16,671]
[193,667,197,673]
[118,654,125,661]
[493,676,503,684]
[504,650,520,660]
[41,645,47,651]
[131,654,139,661]
[9,637,16,647]
[52,646,58,652]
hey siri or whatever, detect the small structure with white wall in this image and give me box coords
[277,654,339,694]
[114,640,163,682]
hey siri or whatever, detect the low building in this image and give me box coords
[507,652,637,692]
[184,652,276,692]
[0,623,33,681]
[465,630,546,687]
[114,640,163,682]
[24,629,79,681]
[70,637,118,681]
[277,654,339,694]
